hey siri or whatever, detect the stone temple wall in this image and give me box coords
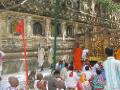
[0,0,120,74]
[0,11,76,74]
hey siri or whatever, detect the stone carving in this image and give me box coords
[0,0,119,29]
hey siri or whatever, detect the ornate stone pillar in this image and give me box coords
[74,23,78,35]
[0,16,7,48]
[61,21,66,41]
[0,16,7,37]
[45,18,51,45]
[25,16,33,37]
[91,0,96,14]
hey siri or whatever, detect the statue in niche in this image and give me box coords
[57,23,62,37]
[51,22,62,37]
[38,46,45,68]
[66,25,74,37]
[81,0,91,13]
[33,21,44,36]
[90,0,96,14]
[73,0,80,10]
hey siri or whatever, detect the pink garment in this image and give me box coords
[77,81,83,90]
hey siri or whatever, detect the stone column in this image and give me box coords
[0,16,7,46]
[25,16,33,37]
[74,23,78,35]
[91,0,96,14]
[61,21,66,41]
[45,18,51,45]
[0,17,7,37]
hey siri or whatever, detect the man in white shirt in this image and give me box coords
[103,47,120,90]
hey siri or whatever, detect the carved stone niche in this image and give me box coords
[7,16,21,36]
[66,23,74,38]
[50,20,62,37]
[32,19,45,36]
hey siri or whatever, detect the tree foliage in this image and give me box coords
[99,0,120,12]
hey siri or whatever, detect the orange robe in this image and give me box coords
[73,48,82,70]
[116,48,120,60]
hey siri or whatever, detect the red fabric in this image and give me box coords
[16,18,29,90]
[77,81,83,90]
[73,48,82,70]
[16,19,24,33]
[69,71,73,77]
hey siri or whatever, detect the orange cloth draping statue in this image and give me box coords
[73,47,83,70]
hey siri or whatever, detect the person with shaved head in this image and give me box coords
[7,76,23,90]
[34,73,47,90]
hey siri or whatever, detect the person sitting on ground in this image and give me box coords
[7,76,23,90]
[92,69,105,90]
[34,73,47,90]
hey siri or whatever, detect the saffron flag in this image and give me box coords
[16,18,29,90]
[16,19,24,33]
[73,48,82,70]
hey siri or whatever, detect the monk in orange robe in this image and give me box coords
[116,47,120,60]
[73,47,83,70]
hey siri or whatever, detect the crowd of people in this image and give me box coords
[0,47,120,90]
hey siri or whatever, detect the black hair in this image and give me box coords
[69,65,74,71]
[105,47,113,56]
[96,69,101,75]
[54,70,60,75]
[85,65,89,71]
[65,63,68,67]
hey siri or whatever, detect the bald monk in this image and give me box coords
[73,43,82,70]
[7,76,23,90]
[34,73,47,90]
